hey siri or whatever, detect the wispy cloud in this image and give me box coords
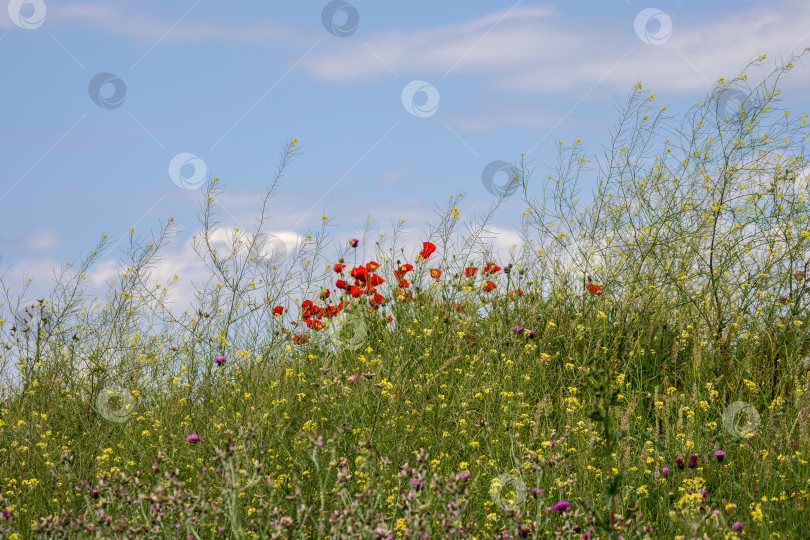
[301,2,810,95]
[20,228,60,253]
[379,166,409,186]
[48,2,306,47]
[40,1,810,97]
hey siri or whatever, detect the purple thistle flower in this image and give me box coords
[661,466,670,476]
[675,456,684,470]
[514,326,525,334]
[185,433,201,443]
[732,521,743,531]
[349,238,359,248]
[214,355,226,366]
[688,454,698,469]
[527,329,535,339]
[457,471,471,480]
[714,450,726,463]
[553,500,570,514]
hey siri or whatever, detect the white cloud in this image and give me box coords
[48,2,306,46]
[0,256,64,299]
[20,228,59,253]
[301,2,810,96]
[380,166,409,186]
[39,2,810,104]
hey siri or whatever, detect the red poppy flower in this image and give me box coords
[483,263,501,274]
[302,300,314,309]
[587,283,603,295]
[312,320,325,331]
[372,292,385,306]
[368,274,385,287]
[365,260,380,272]
[334,263,346,273]
[483,281,497,292]
[319,288,330,300]
[292,334,309,344]
[393,263,414,279]
[430,268,442,279]
[386,314,393,323]
[272,306,284,316]
[465,267,478,277]
[336,279,350,291]
[350,286,362,298]
[398,278,410,288]
[418,241,437,259]
[350,266,368,282]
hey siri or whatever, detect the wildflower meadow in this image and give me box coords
[3,53,810,539]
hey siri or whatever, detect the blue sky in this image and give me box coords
[2,0,810,300]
